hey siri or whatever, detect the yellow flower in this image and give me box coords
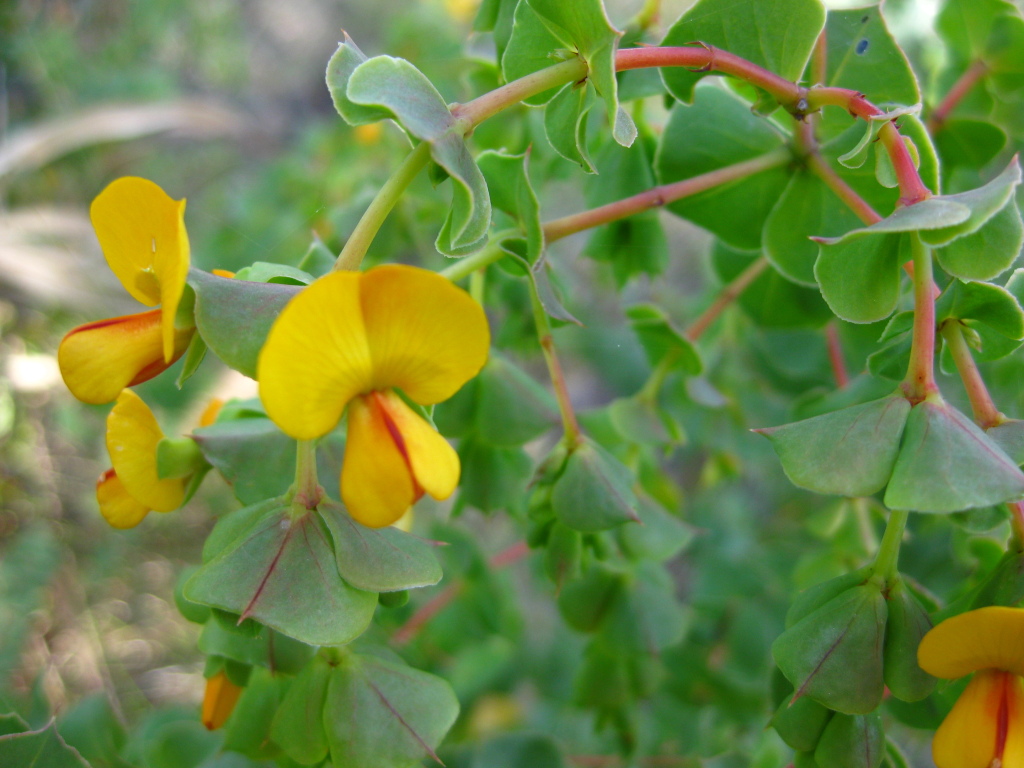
[918,606,1024,768]
[258,264,489,527]
[201,670,244,730]
[59,177,192,404]
[96,389,188,529]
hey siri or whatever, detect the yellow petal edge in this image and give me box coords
[919,606,1024,679]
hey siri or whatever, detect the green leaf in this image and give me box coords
[58,695,127,768]
[988,419,1024,464]
[837,106,918,170]
[771,694,833,752]
[882,578,936,702]
[501,1,571,107]
[0,714,28,737]
[175,332,207,389]
[221,669,285,760]
[143,719,219,768]
[823,7,920,108]
[0,524,60,685]
[615,494,695,563]
[936,198,1024,281]
[189,268,302,380]
[185,504,378,645]
[814,232,905,324]
[584,132,669,285]
[786,567,874,628]
[772,584,887,715]
[326,34,393,125]
[232,262,314,286]
[814,713,884,768]
[655,86,790,250]
[884,399,1024,513]
[937,0,1024,100]
[551,437,639,532]
[324,652,459,768]
[543,82,596,173]
[602,561,690,652]
[346,56,491,252]
[477,150,543,264]
[660,0,825,104]
[191,418,294,505]
[936,279,1024,341]
[0,721,92,767]
[474,354,557,446]
[712,244,832,329]
[920,158,1022,246]
[526,0,631,146]
[474,733,566,768]
[757,396,911,498]
[607,397,682,446]
[625,304,702,376]
[558,563,625,632]
[198,617,315,673]
[319,500,442,592]
[544,522,582,589]
[272,655,332,766]
[934,120,1007,180]
[763,170,864,287]
[457,438,535,513]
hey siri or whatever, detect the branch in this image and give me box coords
[927,60,988,133]
[685,256,769,341]
[940,320,1004,428]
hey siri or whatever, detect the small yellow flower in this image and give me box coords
[59,177,192,404]
[96,389,187,529]
[258,264,489,528]
[918,606,1024,768]
[201,670,244,730]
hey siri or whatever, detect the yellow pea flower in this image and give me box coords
[201,670,244,730]
[96,389,188,529]
[918,606,1024,768]
[59,177,193,404]
[258,264,489,528]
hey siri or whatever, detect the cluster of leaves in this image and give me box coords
[8,0,1024,765]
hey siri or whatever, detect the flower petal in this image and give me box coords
[259,271,373,439]
[96,468,150,529]
[58,310,194,404]
[201,670,243,730]
[360,264,490,404]
[919,606,1024,679]
[107,389,185,512]
[377,389,459,502]
[932,670,1005,768]
[1004,674,1024,768]
[90,177,190,361]
[342,394,416,528]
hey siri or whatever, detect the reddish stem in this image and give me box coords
[927,60,988,133]
[686,256,769,341]
[543,150,791,243]
[940,320,1004,428]
[812,29,828,86]
[805,149,882,225]
[901,234,938,403]
[392,541,529,646]
[616,46,802,108]
[806,87,932,205]
[826,323,849,388]
[1008,501,1024,551]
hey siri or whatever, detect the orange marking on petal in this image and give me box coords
[201,671,243,730]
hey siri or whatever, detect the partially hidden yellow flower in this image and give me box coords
[918,606,1024,768]
[201,670,243,730]
[96,389,188,529]
[258,264,489,528]
[59,177,192,404]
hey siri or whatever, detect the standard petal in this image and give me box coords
[919,606,1024,679]
[58,310,193,404]
[360,264,490,404]
[377,389,460,502]
[342,394,417,528]
[107,389,185,512]
[259,271,374,440]
[932,670,1004,768]
[90,177,190,361]
[96,468,150,529]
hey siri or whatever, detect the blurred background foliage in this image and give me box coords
[3,0,1024,766]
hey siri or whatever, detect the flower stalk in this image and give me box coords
[872,507,909,583]
[941,320,1004,429]
[901,233,938,403]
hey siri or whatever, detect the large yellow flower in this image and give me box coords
[59,177,192,404]
[258,264,489,528]
[918,606,1024,768]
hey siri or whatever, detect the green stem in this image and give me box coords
[439,230,516,282]
[527,275,581,446]
[334,142,432,271]
[901,233,938,403]
[1008,501,1024,552]
[941,320,1004,428]
[294,439,322,510]
[637,350,678,405]
[872,508,909,583]
[452,58,589,127]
